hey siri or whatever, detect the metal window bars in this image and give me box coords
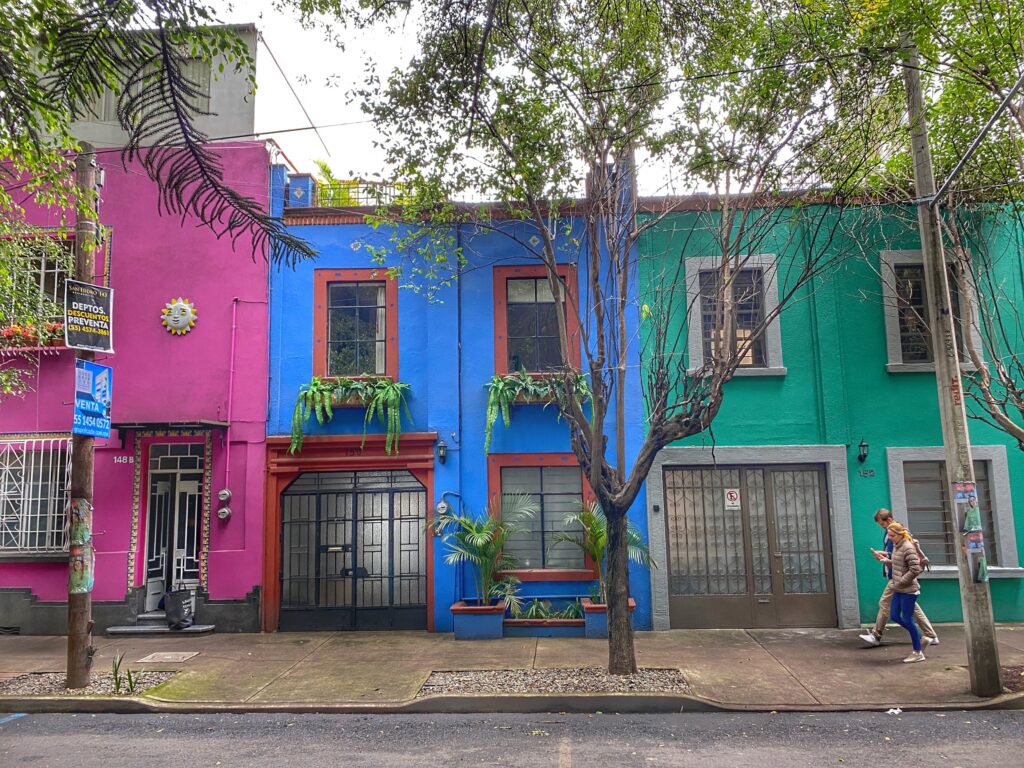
[0,438,72,553]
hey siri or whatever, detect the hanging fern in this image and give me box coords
[290,376,411,454]
[483,371,591,452]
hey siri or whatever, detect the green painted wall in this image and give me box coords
[638,204,1024,624]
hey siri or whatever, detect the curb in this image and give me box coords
[1,690,1022,715]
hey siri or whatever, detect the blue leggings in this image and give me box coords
[890,592,922,651]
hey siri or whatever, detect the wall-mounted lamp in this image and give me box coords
[436,438,448,465]
[857,438,869,463]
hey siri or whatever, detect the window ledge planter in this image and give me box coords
[485,371,591,452]
[451,600,507,639]
[580,597,636,639]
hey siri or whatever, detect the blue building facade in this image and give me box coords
[261,168,652,634]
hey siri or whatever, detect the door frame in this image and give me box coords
[646,445,859,630]
[263,432,437,632]
[128,432,213,594]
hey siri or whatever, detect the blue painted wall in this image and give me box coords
[270,171,654,632]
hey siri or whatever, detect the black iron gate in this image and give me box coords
[279,470,428,631]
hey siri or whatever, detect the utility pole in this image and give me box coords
[902,46,1002,697]
[66,143,98,689]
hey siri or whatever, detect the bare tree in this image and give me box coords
[298,0,905,672]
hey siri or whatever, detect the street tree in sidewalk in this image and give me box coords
[287,0,901,673]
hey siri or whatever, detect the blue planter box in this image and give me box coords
[451,600,506,639]
[502,619,586,638]
[581,598,636,639]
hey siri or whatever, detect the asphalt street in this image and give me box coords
[2,711,1022,767]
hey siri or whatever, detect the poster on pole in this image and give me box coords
[64,280,113,352]
[73,359,112,438]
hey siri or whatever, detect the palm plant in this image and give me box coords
[549,502,656,604]
[432,493,537,613]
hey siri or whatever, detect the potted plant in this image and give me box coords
[548,502,655,638]
[44,321,64,347]
[433,494,536,639]
[1,324,38,348]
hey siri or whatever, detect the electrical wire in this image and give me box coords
[257,31,333,158]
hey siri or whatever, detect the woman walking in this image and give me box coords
[883,522,929,663]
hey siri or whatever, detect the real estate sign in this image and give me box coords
[73,360,112,438]
[64,280,113,352]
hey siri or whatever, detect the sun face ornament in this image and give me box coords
[162,297,197,336]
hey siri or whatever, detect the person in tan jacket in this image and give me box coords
[859,508,938,647]
[882,522,930,663]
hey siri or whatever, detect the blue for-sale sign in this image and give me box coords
[73,360,112,438]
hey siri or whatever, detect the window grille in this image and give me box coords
[0,438,71,553]
[893,264,963,364]
[699,268,766,367]
[903,459,996,566]
[500,465,584,569]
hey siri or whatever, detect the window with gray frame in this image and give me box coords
[903,459,997,566]
[894,264,963,364]
[500,465,584,569]
[505,277,564,372]
[327,281,386,376]
[698,269,766,367]
[0,439,71,553]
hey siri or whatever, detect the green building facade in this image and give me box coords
[637,203,1023,630]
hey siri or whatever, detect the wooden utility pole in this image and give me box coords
[902,46,1002,697]
[66,144,98,689]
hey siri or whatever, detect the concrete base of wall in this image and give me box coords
[0,586,260,635]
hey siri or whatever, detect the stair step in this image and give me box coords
[106,624,214,636]
[137,611,167,625]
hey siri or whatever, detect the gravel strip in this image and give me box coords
[0,671,174,697]
[417,668,688,697]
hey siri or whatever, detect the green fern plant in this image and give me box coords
[290,376,411,454]
[483,371,591,452]
[548,501,656,604]
[431,493,537,614]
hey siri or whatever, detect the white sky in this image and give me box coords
[213,1,679,195]
[216,1,414,180]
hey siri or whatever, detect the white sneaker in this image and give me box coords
[922,636,937,649]
[859,632,881,646]
[903,651,926,663]
[929,636,939,645]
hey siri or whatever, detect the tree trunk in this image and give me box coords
[605,505,637,675]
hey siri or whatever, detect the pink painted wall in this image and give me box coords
[0,142,270,605]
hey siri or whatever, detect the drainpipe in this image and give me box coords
[224,297,240,503]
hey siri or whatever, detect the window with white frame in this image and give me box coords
[0,439,71,554]
[881,250,980,371]
[685,254,785,374]
[887,446,1019,571]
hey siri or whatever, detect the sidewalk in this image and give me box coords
[2,626,1023,713]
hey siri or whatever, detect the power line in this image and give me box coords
[258,31,333,158]
[1,118,375,193]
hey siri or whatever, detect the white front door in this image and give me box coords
[143,442,206,612]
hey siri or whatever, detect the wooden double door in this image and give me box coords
[663,464,837,628]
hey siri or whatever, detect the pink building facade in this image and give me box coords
[0,142,272,633]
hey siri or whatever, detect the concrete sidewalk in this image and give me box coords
[2,626,1023,713]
